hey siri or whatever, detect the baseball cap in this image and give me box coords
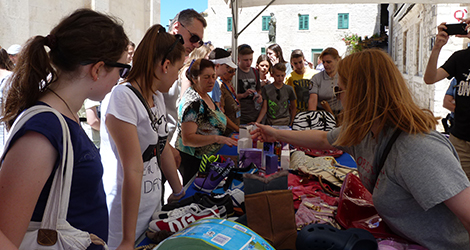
[7,44,21,55]
[209,48,237,69]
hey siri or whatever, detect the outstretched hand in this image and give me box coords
[217,135,238,147]
[250,123,277,143]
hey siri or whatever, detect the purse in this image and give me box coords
[335,130,409,242]
[0,105,107,250]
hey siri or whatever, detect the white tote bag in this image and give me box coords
[0,106,107,250]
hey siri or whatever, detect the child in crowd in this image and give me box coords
[285,49,317,114]
[256,54,273,87]
[237,44,262,124]
[256,63,296,126]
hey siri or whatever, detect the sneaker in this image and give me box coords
[198,154,219,173]
[222,162,258,192]
[157,193,234,219]
[149,204,220,233]
[194,158,235,193]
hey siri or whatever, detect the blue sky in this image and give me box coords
[160,0,208,28]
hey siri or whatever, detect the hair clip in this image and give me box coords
[187,59,196,73]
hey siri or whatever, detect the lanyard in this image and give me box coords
[220,78,239,106]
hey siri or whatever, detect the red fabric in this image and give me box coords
[294,146,344,157]
[336,173,411,242]
[288,173,338,210]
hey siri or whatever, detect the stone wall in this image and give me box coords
[390,3,469,127]
[0,0,160,51]
[204,0,381,65]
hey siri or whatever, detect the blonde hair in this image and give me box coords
[334,49,437,147]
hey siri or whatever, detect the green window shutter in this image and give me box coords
[261,48,266,54]
[338,13,349,29]
[227,17,232,32]
[299,15,309,30]
[262,16,270,31]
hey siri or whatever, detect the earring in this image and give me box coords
[165,71,168,74]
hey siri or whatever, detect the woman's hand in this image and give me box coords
[250,123,278,142]
[167,189,186,203]
[216,135,238,147]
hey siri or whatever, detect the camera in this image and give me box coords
[444,23,468,35]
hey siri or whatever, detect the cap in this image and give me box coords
[211,56,237,69]
[7,44,21,55]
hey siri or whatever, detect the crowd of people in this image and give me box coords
[0,6,470,250]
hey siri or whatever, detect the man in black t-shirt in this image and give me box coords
[424,20,470,179]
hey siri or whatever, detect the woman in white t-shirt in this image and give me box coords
[101,24,185,250]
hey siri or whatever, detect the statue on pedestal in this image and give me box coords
[268,13,276,43]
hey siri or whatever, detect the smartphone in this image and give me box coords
[445,23,468,35]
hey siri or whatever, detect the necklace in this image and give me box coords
[49,89,80,124]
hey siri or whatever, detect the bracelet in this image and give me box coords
[173,189,184,197]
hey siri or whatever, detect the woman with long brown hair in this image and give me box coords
[100,24,185,249]
[252,49,470,249]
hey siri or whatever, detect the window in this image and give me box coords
[338,13,349,29]
[261,47,266,54]
[403,30,408,73]
[299,14,309,30]
[262,16,271,31]
[416,24,423,75]
[227,17,232,32]
[311,49,323,68]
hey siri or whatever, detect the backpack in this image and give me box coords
[292,110,336,131]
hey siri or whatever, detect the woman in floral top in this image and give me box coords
[175,59,237,185]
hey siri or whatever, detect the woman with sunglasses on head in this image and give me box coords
[253,49,470,249]
[0,9,128,249]
[100,24,185,250]
[175,59,237,185]
[308,47,342,117]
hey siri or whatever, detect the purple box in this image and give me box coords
[239,148,262,169]
[265,154,278,175]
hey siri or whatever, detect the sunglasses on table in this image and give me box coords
[180,22,203,47]
[334,86,346,99]
[80,61,132,78]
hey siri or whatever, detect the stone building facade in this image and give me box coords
[389,3,469,123]
[0,0,160,50]
[203,0,383,67]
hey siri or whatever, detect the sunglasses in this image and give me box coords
[80,61,131,78]
[179,22,203,47]
[161,34,185,65]
[276,89,280,100]
[104,62,131,78]
[227,68,236,74]
[334,86,346,99]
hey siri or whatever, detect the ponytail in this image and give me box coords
[1,9,128,129]
[2,36,56,129]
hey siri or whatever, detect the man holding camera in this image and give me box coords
[424,20,470,179]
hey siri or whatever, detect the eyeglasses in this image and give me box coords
[179,22,203,47]
[276,89,280,100]
[334,86,346,99]
[161,34,184,65]
[80,61,131,78]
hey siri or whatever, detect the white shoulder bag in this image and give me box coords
[1,105,107,249]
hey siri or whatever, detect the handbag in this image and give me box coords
[335,130,409,242]
[292,110,336,131]
[0,105,107,249]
